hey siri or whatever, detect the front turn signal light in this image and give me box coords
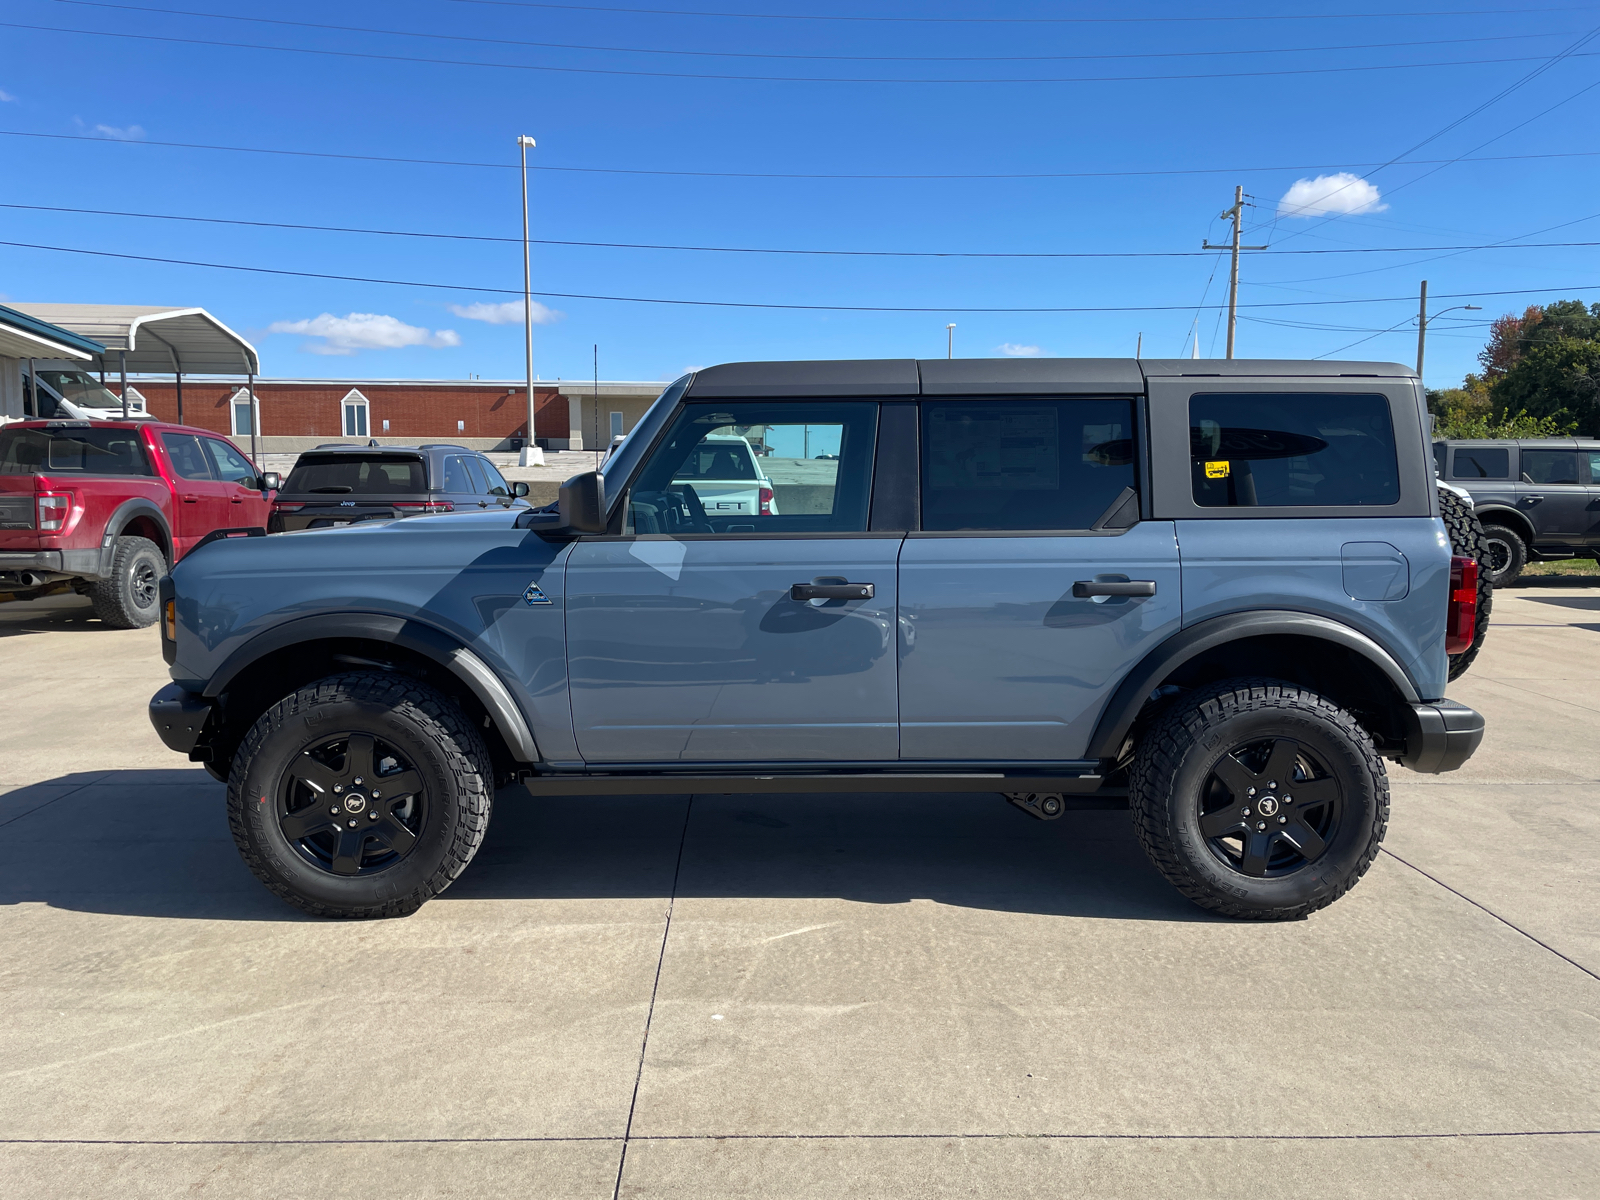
[162,598,177,643]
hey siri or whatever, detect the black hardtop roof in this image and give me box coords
[683,357,1416,398]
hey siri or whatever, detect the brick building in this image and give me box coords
[125,377,668,453]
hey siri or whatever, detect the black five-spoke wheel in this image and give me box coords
[1197,736,1341,878]
[279,732,429,876]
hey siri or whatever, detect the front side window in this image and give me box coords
[1190,393,1399,508]
[625,401,876,534]
[1521,450,1579,485]
[203,438,258,486]
[1451,447,1510,480]
[921,398,1135,531]
[161,432,213,480]
[1589,452,1600,483]
[1,428,153,475]
[478,457,512,497]
[440,455,473,494]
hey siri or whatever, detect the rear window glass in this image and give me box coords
[1521,450,1579,485]
[0,427,153,476]
[673,440,760,481]
[1451,447,1510,480]
[282,454,427,495]
[921,399,1135,531]
[1190,393,1399,508]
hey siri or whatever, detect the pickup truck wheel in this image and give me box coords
[1479,524,1526,587]
[1129,680,1388,921]
[87,535,166,628]
[227,671,493,919]
[1437,487,1492,679]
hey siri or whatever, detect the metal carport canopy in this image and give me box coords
[8,304,259,374]
[0,302,103,361]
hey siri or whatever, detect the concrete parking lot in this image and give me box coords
[2,584,1597,1198]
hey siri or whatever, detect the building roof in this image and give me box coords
[8,304,260,374]
[0,302,105,361]
[119,376,668,393]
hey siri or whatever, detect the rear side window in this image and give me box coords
[1,427,153,476]
[1521,450,1579,485]
[282,454,427,495]
[1451,447,1510,480]
[1190,393,1399,508]
[920,399,1135,531]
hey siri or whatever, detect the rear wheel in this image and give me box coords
[1130,680,1388,920]
[1437,487,1492,679]
[227,671,493,919]
[1480,524,1526,588]
[87,535,165,628]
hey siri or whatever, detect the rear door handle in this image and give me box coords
[1073,580,1157,598]
[182,494,199,503]
[791,580,874,601]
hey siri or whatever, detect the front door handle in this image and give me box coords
[182,494,199,503]
[1523,495,1544,505]
[790,579,874,601]
[1073,580,1157,598]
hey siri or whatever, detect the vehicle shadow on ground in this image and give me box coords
[0,594,113,637]
[0,770,1214,924]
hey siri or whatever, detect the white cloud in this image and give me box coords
[997,342,1044,357]
[94,123,145,140]
[266,312,462,356]
[447,299,563,325]
[1276,173,1387,219]
[0,88,17,103]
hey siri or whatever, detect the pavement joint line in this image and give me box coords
[0,772,114,831]
[1379,847,1600,984]
[1473,675,1600,718]
[612,793,695,1200]
[5,1131,1598,1145]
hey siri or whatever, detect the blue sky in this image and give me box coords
[2,1,1597,388]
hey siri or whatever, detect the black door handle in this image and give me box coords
[1073,580,1157,598]
[791,580,874,601]
[1523,495,1544,504]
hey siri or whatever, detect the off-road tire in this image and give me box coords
[1130,679,1389,921]
[227,671,493,919]
[87,535,165,628]
[1437,487,1492,679]
[1480,523,1527,588]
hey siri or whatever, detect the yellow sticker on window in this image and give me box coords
[1204,461,1230,479]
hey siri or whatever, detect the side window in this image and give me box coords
[161,433,213,481]
[920,399,1135,532]
[477,457,511,497]
[463,456,491,494]
[1190,393,1399,508]
[203,438,258,486]
[440,455,472,494]
[624,401,877,535]
[1588,451,1600,484]
[1432,443,1446,477]
[1451,447,1510,480]
[1521,450,1579,485]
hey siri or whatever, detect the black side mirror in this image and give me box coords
[512,481,530,498]
[558,471,606,533]
[261,471,282,491]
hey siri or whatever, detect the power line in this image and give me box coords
[441,1,1598,26]
[48,2,1578,65]
[12,199,1600,259]
[9,21,1598,85]
[5,129,1597,182]
[4,236,1592,313]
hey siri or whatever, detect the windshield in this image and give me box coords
[36,370,130,411]
[281,454,428,496]
[0,427,153,476]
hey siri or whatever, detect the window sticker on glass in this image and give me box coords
[928,406,1059,491]
[1205,461,1230,479]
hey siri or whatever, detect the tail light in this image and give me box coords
[393,501,455,513]
[37,492,71,532]
[272,502,305,512]
[758,486,773,516]
[1446,555,1478,653]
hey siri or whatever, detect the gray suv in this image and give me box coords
[1433,437,1600,585]
[150,358,1485,923]
[268,443,530,533]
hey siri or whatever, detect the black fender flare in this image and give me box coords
[1471,504,1535,544]
[101,498,174,568]
[204,612,540,763]
[1085,610,1422,760]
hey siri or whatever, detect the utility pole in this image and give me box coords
[517,134,537,466]
[1202,185,1268,359]
[1416,281,1428,377]
[945,323,956,358]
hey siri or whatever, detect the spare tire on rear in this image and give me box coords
[1437,485,1492,680]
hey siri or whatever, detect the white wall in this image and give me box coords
[0,358,22,418]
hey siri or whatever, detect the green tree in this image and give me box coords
[1492,335,1600,436]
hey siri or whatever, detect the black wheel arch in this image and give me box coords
[1473,505,1534,546]
[1087,611,1422,763]
[200,613,539,780]
[101,498,173,571]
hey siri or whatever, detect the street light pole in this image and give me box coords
[1415,281,1481,382]
[518,134,538,466]
[946,323,956,359]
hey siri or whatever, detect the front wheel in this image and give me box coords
[1130,680,1388,920]
[227,672,493,918]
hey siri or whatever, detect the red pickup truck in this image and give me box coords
[0,418,278,627]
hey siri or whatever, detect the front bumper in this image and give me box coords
[1399,700,1485,773]
[149,683,215,756]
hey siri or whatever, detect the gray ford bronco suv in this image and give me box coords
[150,358,1485,922]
